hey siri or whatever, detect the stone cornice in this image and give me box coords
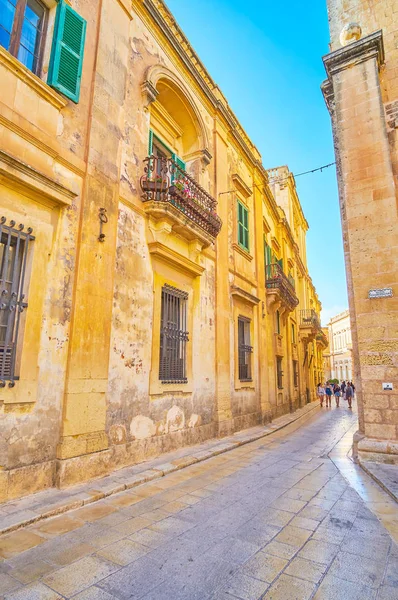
[323,30,385,79]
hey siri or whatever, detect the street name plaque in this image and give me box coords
[368,288,393,299]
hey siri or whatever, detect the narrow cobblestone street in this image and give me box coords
[1,407,397,600]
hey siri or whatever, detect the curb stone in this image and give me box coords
[359,461,398,504]
[0,402,320,537]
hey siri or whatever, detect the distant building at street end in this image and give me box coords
[323,310,353,382]
[323,0,398,463]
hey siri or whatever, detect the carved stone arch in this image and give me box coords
[142,65,211,168]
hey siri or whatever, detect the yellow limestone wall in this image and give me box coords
[324,0,398,463]
[0,0,323,500]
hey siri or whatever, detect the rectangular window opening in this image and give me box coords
[1,0,47,75]
[159,284,189,384]
[0,218,34,387]
[277,357,283,389]
[276,310,281,335]
[293,360,299,388]
[238,316,252,381]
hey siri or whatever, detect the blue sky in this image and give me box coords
[166,0,348,324]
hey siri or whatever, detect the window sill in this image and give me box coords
[233,243,253,261]
[0,46,67,111]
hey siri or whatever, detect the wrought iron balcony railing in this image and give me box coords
[140,156,222,239]
[300,309,321,330]
[316,330,328,347]
[266,263,299,311]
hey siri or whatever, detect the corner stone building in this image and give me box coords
[323,1,398,462]
[0,0,325,501]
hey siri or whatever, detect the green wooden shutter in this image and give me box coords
[264,240,272,278]
[237,201,249,251]
[237,201,244,247]
[171,153,185,183]
[243,207,249,250]
[278,258,284,272]
[48,0,86,103]
[148,130,154,155]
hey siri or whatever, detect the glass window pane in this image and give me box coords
[19,19,37,53]
[0,0,16,39]
[25,0,44,27]
[0,27,11,50]
[17,44,34,70]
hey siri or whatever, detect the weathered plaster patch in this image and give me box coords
[130,415,156,440]
[109,424,126,445]
[166,405,185,433]
[188,413,202,428]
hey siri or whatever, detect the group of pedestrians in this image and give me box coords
[317,380,355,409]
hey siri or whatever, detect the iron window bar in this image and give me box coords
[277,358,284,389]
[159,284,189,384]
[0,217,34,388]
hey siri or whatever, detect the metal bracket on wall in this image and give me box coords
[98,208,108,242]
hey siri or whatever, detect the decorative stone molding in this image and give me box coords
[201,148,212,168]
[230,285,260,306]
[323,30,385,79]
[141,80,159,109]
[0,150,77,206]
[147,241,205,277]
[232,173,252,198]
[0,46,67,111]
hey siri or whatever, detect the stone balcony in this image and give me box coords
[316,330,329,349]
[299,309,321,342]
[140,156,222,248]
[265,263,299,313]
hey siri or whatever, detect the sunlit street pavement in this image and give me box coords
[1,406,397,599]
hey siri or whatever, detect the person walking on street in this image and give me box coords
[325,382,333,408]
[317,383,325,408]
[345,383,353,409]
[334,383,341,407]
[341,380,346,400]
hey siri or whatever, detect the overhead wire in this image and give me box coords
[218,161,336,196]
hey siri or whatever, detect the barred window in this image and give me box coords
[0,218,34,387]
[277,357,283,389]
[159,284,189,384]
[293,360,299,388]
[238,317,252,381]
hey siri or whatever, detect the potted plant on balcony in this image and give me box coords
[140,174,168,194]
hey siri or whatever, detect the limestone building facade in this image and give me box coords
[323,1,398,462]
[0,0,325,501]
[324,310,353,382]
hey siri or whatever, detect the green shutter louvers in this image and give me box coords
[237,200,249,252]
[148,130,154,155]
[48,0,86,103]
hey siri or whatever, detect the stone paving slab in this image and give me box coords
[360,461,398,503]
[0,403,319,537]
[1,406,397,599]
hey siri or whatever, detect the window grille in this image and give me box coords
[276,310,281,335]
[238,317,252,381]
[0,217,34,387]
[293,360,299,388]
[277,357,284,389]
[159,284,189,384]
